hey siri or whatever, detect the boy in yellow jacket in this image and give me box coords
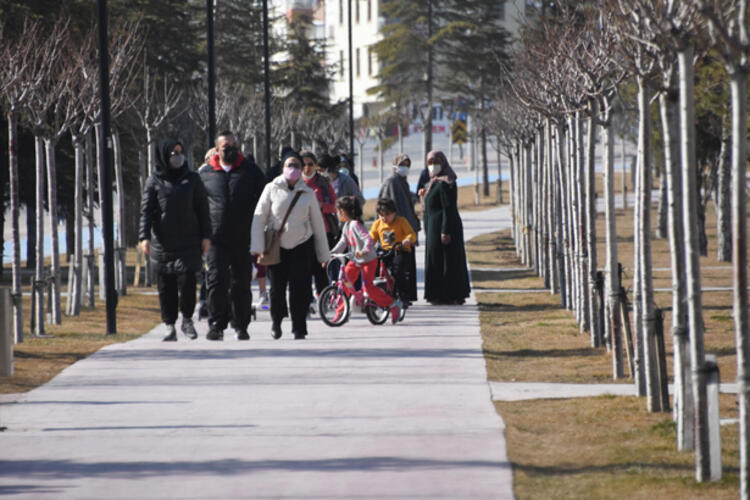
[369,198,417,305]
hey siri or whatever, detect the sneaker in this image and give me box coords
[309,295,317,316]
[271,321,282,340]
[206,327,223,341]
[235,329,250,341]
[162,324,177,342]
[181,318,197,340]
[293,330,307,340]
[253,291,269,310]
[389,300,403,325]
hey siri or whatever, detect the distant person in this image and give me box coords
[139,139,211,341]
[301,150,338,301]
[251,151,330,339]
[321,154,364,207]
[200,131,266,340]
[265,145,294,183]
[379,153,420,302]
[419,150,470,305]
[337,154,359,187]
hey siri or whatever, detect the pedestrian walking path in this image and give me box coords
[0,205,514,499]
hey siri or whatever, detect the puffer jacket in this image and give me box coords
[138,139,211,269]
[199,151,266,249]
[250,175,330,264]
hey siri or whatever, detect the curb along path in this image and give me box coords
[0,205,514,499]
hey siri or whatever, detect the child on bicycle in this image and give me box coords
[369,198,417,307]
[329,196,403,323]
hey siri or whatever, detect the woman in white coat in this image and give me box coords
[251,151,330,339]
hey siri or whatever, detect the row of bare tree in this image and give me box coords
[491,0,750,491]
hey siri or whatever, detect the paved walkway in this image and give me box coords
[0,205,514,499]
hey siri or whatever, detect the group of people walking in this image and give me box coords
[139,130,470,342]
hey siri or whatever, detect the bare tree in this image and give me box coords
[0,19,50,342]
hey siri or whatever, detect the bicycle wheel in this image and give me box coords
[318,284,350,327]
[365,284,390,325]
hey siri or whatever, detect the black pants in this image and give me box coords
[269,237,314,335]
[155,261,197,325]
[205,245,252,331]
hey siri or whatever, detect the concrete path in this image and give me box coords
[0,205,514,499]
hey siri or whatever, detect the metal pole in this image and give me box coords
[96,0,117,335]
[425,0,433,157]
[348,0,354,161]
[207,0,216,145]
[263,0,272,172]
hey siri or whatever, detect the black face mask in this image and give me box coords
[221,146,238,165]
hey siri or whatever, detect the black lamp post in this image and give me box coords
[263,0,272,172]
[348,0,354,162]
[207,0,216,145]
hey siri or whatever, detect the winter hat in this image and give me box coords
[392,153,411,167]
[281,150,302,167]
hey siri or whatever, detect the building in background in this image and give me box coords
[322,0,529,121]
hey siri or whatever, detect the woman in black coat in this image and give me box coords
[419,150,470,305]
[139,139,211,341]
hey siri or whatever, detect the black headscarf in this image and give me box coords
[155,138,186,179]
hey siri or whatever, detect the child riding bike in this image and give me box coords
[369,198,417,307]
[328,196,403,324]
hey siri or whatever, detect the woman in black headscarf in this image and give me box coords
[139,139,211,341]
[419,150,470,305]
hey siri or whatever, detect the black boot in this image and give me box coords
[271,321,282,340]
[206,326,223,341]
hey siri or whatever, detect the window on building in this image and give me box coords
[339,0,343,24]
[356,0,360,23]
[340,50,344,79]
[367,0,372,21]
[368,46,372,76]
[356,47,360,77]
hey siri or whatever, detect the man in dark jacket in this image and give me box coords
[139,139,211,341]
[200,131,266,340]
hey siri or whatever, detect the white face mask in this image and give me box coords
[301,171,315,180]
[428,164,441,177]
[396,166,409,177]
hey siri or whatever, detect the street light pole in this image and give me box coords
[263,0,272,172]
[348,0,354,162]
[207,0,216,145]
[96,0,117,335]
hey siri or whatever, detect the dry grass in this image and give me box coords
[468,190,744,497]
[0,247,163,394]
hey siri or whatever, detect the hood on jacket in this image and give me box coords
[208,151,245,171]
[156,138,188,178]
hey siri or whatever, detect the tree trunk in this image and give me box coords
[482,127,489,197]
[585,104,600,347]
[8,109,23,342]
[636,77,661,412]
[716,117,731,262]
[660,89,692,450]
[44,138,62,325]
[113,128,127,296]
[679,45,710,482]
[546,120,557,294]
[556,123,571,309]
[657,174,668,239]
[602,104,622,378]
[730,60,750,496]
[33,135,46,335]
[85,131,96,308]
[633,81,645,397]
[70,137,84,316]
[497,145,503,204]
[621,134,628,210]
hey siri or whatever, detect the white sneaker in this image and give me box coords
[254,291,269,310]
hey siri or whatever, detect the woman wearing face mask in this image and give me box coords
[300,150,338,302]
[251,151,330,339]
[378,153,420,303]
[420,150,471,305]
[139,139,211,341]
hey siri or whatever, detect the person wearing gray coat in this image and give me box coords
[377,153,420,302]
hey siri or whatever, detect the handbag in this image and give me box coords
[258,191,303,266]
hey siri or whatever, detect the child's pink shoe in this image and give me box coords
[389,300,403,324]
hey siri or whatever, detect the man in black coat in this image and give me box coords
[139,139,211,341]
[200,131,266,340]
